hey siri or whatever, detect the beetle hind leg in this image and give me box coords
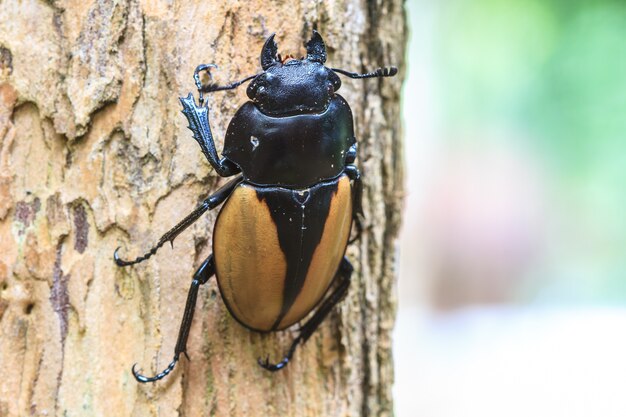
[132,254,215,383]
[258,257,353,372]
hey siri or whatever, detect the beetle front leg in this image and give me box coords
[180,64,260,178]
[258,257,353,371]
[179,94,241,177]
[114,175,243,267]
[132,254,216,383]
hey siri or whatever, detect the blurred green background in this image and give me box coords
[437,0,626,304]
[395,0,626,415]
[401,0,626,308]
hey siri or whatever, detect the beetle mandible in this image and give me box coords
[114,31,397,383]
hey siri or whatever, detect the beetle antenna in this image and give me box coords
[198,74,258,94]
[332,66,398,79]
[193,64,258,104]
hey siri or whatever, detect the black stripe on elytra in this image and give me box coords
[255,178,340,330]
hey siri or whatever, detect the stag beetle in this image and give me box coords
[114,31,397,383]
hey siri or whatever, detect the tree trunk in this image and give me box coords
[0,1,405,416]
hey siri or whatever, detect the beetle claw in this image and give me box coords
[257,355,269,367]
[131,355,180,383]
[194,64,219,100]
[194,63,218,80]
[113,247,132,267]
[257,354,289,372]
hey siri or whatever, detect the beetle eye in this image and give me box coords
[255,86,267,100]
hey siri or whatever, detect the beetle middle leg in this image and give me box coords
[132,254,216,383]
[258,257,354,371]
[114,175,242,266]
[345,164,364,244]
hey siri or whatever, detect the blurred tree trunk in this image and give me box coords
[0,1,405,416]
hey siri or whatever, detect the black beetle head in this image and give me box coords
[247,31,342,116]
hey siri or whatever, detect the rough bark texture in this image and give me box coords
[0,1,405,416]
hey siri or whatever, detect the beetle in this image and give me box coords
[114,31,397,383]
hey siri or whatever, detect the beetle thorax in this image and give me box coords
[246,60,341,116]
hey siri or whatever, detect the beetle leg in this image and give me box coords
[345,143,358,164]
[258,257,353,372]
[132,254,215,383]
[345,164,363,244]
[114,175,243,267]
[180,94,242,177]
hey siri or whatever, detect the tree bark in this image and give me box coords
[0,1,405,416]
